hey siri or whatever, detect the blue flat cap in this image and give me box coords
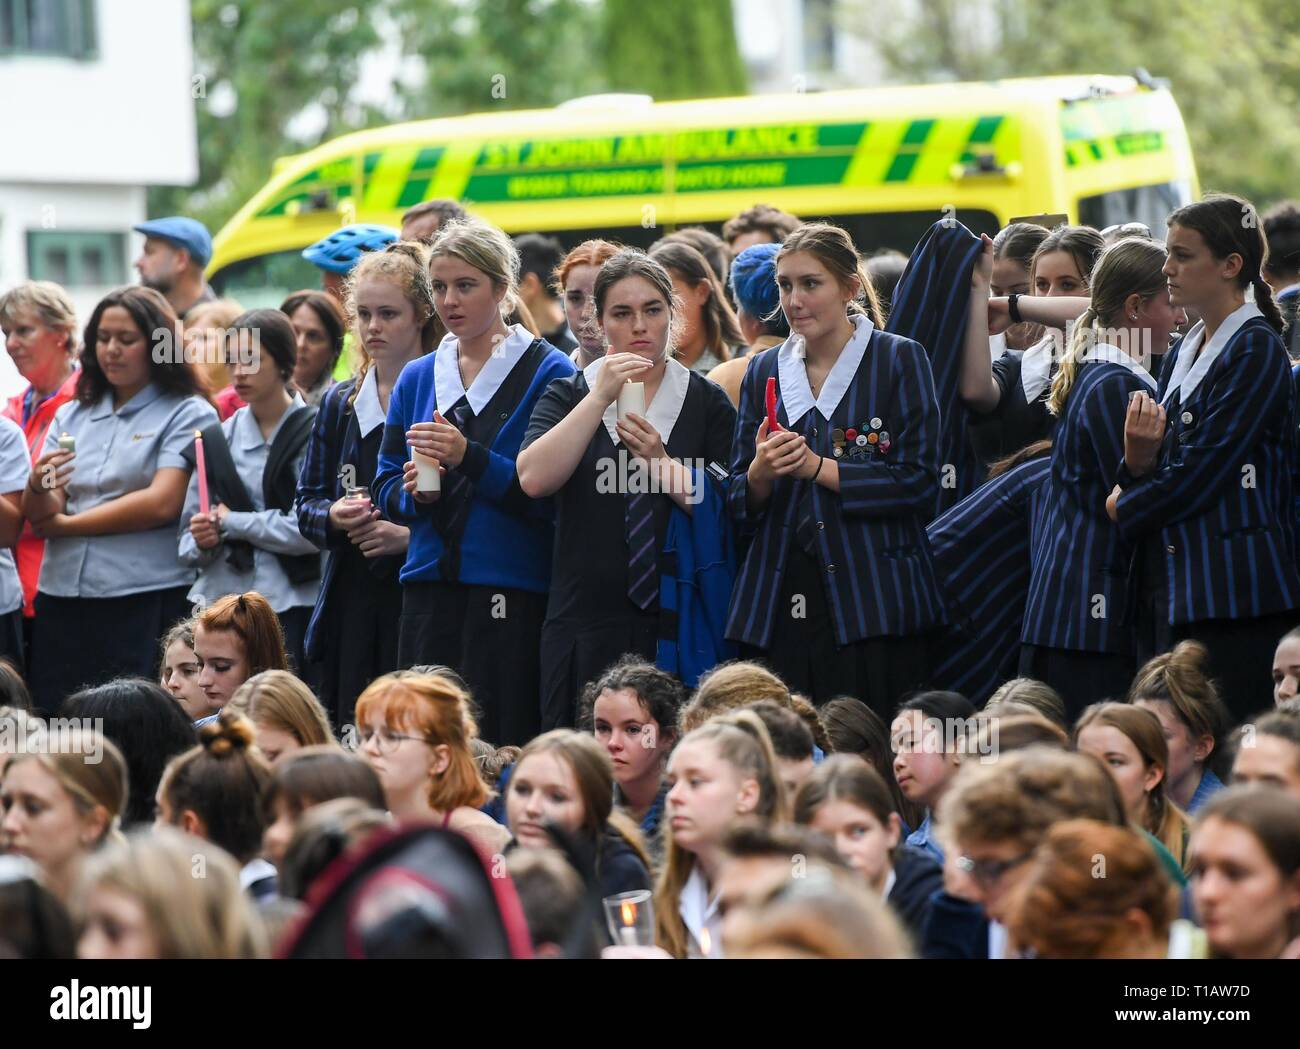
[133,216,213,267]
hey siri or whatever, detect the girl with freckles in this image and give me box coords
[519,250,736,731]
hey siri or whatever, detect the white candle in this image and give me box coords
[57,433,75,453]
[620,926,637,947]
[413,451,441,492]
[617,381,645,423]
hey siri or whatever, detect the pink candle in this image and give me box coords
[194,430,210,515]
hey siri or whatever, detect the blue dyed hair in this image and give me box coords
[728,243,789,338]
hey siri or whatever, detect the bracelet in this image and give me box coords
[1008,293,1023,324]
[808,456,824,483]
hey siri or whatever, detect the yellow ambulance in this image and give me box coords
[208,72,1199,305]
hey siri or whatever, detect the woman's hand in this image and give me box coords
[190,511,221,550]
[402,459,443,504]
[1106,484,1121,523]
[614,411,667,465]
[592,352,654,407]
[972,233,993,290]
[328,496,373,531]
[747,418,809,485]
[1124,391,1167,477]
[347,511,410,558]
[30,512,73,539]
[29,449,74,494]
[407,412,468,469]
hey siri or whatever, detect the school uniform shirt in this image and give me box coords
[3,369,79,617]
[905,810,943,864]
[926,455,1051,703]
[1115,303,1300,624]
[968,338,1058,462]
[38,384,217,598]
[0,416,32,615]
[1186,767,1225,814]
[679,865,723,958]
[373,324,576,591]
[178,396,323,613]
[1022,348,1157,653]
[726,314,945,650]
[521,356,735,627]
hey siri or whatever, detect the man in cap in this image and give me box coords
[133,216,215,320]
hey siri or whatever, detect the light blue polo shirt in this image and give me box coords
[0,416,30,615]
[38,384,217,599]
[178,396,324,613]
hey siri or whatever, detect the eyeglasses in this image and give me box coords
[955,852,1033,888]
[358,726,431,754]
[1101,222,1152,240]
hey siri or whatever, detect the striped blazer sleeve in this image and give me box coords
[294,382,347,549]
[838,338,941,517]
[1117,326,1290,541]
[726,350,773,534]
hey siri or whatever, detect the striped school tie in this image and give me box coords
[625,486,658,610]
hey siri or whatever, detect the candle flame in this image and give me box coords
[699,928,711,956]
[621,900,636,926]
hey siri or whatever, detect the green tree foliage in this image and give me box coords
[152,0,749,231]
[602,0,748,100]
[849,0,1300,208]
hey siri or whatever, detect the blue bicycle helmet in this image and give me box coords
[302,224,400,274]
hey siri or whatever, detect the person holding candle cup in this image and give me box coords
[179,310,324,681]
[22,286,216,714]
[296,243,438,728]
[373,218,575,747]
[518,250,736,731]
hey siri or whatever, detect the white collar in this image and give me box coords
[679,865,721,958]
[234,392,307,450]
[1162,302,1263,405]
[777,313,874,424]
[354,367,386,437]
[1079,342,1158,390]
[583,354,691,447]
[988,331,1007,363]
[434,323,533,416]
[240,857,276,892]
[1019,335,1056,403]
[988,920,1009,959]
[882,866,898,901]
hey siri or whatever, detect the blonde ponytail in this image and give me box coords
[1048,308,1095,416]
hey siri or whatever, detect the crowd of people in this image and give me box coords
[1,188,1300,960]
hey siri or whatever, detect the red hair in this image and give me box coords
[195,592,288,676]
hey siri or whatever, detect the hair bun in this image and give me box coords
[199,708,256,758]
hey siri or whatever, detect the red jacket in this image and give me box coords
[3,372,80,617]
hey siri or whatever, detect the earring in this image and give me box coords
[1130,312,1138,321]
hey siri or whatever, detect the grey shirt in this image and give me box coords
[38,384,217,599]
[178,397,323,613]
[0,417,30,614]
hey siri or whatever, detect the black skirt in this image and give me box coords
[30,586,191,715]
[741,547,932,719]
[538,613,659,732]
[398,580,547,747]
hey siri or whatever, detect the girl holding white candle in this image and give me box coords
[505,730,652,904]
[372,219,575,747]
[518,250,736,730]
[22,287,215,714]
[296,243,436,728]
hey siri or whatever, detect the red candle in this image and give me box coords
[765,376,784,432]
[194,430,210,515]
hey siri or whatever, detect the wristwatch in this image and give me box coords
[1007,293,1023,324]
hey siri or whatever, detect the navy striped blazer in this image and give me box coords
[725,329,945,649]
[1116,317,1300,624]
[927,456,1050,703]
[886,219,985,517]
[1022,362,1151,653]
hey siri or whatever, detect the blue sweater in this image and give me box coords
[373,338,575,592]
